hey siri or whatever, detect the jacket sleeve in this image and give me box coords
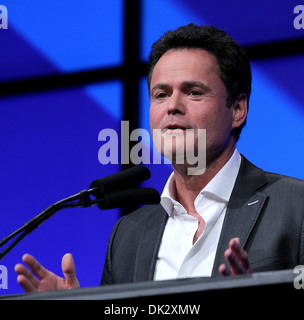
[299,212,304,266]
[100,216,125,286]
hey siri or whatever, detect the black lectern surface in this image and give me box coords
[1,269,303,318]
[0,269,301,301]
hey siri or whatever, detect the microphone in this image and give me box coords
[89,165,151,195]
[63,165,153,207]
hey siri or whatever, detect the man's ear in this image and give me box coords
[232,94,248,129]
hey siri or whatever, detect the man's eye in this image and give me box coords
[156,92,168,99]
[189,90,203,97]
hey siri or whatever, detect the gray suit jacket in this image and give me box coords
[101,156,304,285]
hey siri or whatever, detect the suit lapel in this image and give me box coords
[133,204,168,282]
[212,156,269,276]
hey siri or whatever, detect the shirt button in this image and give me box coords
[182,272,189,278]
[185,231,191,236]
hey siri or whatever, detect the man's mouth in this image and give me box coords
[162,123,189,133]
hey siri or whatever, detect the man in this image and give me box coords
[15,24,304,292]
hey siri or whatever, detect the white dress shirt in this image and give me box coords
[154,149,241,280]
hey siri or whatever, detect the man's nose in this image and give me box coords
[167,93,185,115]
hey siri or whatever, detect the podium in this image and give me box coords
[1,269,303,317]
[0,269,301,300]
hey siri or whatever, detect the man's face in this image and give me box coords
[149,48,238,165]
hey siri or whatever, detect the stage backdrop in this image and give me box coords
[0,0,303,295]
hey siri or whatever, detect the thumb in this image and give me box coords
[61,253,80,289]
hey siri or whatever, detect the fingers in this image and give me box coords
[16,274,36,293]
[219,238,252,276]
[14,253,50,293]
[15,263,40,293]
[218,263,231,276]
[228,238,251,272]
[22,253,49,280]
[61,253,80,289]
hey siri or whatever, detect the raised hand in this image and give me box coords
[15,253,80,293]
[218,237,252,276]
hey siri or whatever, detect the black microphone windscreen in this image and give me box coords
[97,187,160,210]
[90,165,151,195]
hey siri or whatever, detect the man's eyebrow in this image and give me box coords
[150,83,171,96]
[181,81,212,93]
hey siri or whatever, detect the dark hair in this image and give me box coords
[147,23,252,141]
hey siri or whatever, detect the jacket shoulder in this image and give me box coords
[119,204,167,228]
[263,170,304,187]
[240,155,304,191]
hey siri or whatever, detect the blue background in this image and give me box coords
[0,0,303,295]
